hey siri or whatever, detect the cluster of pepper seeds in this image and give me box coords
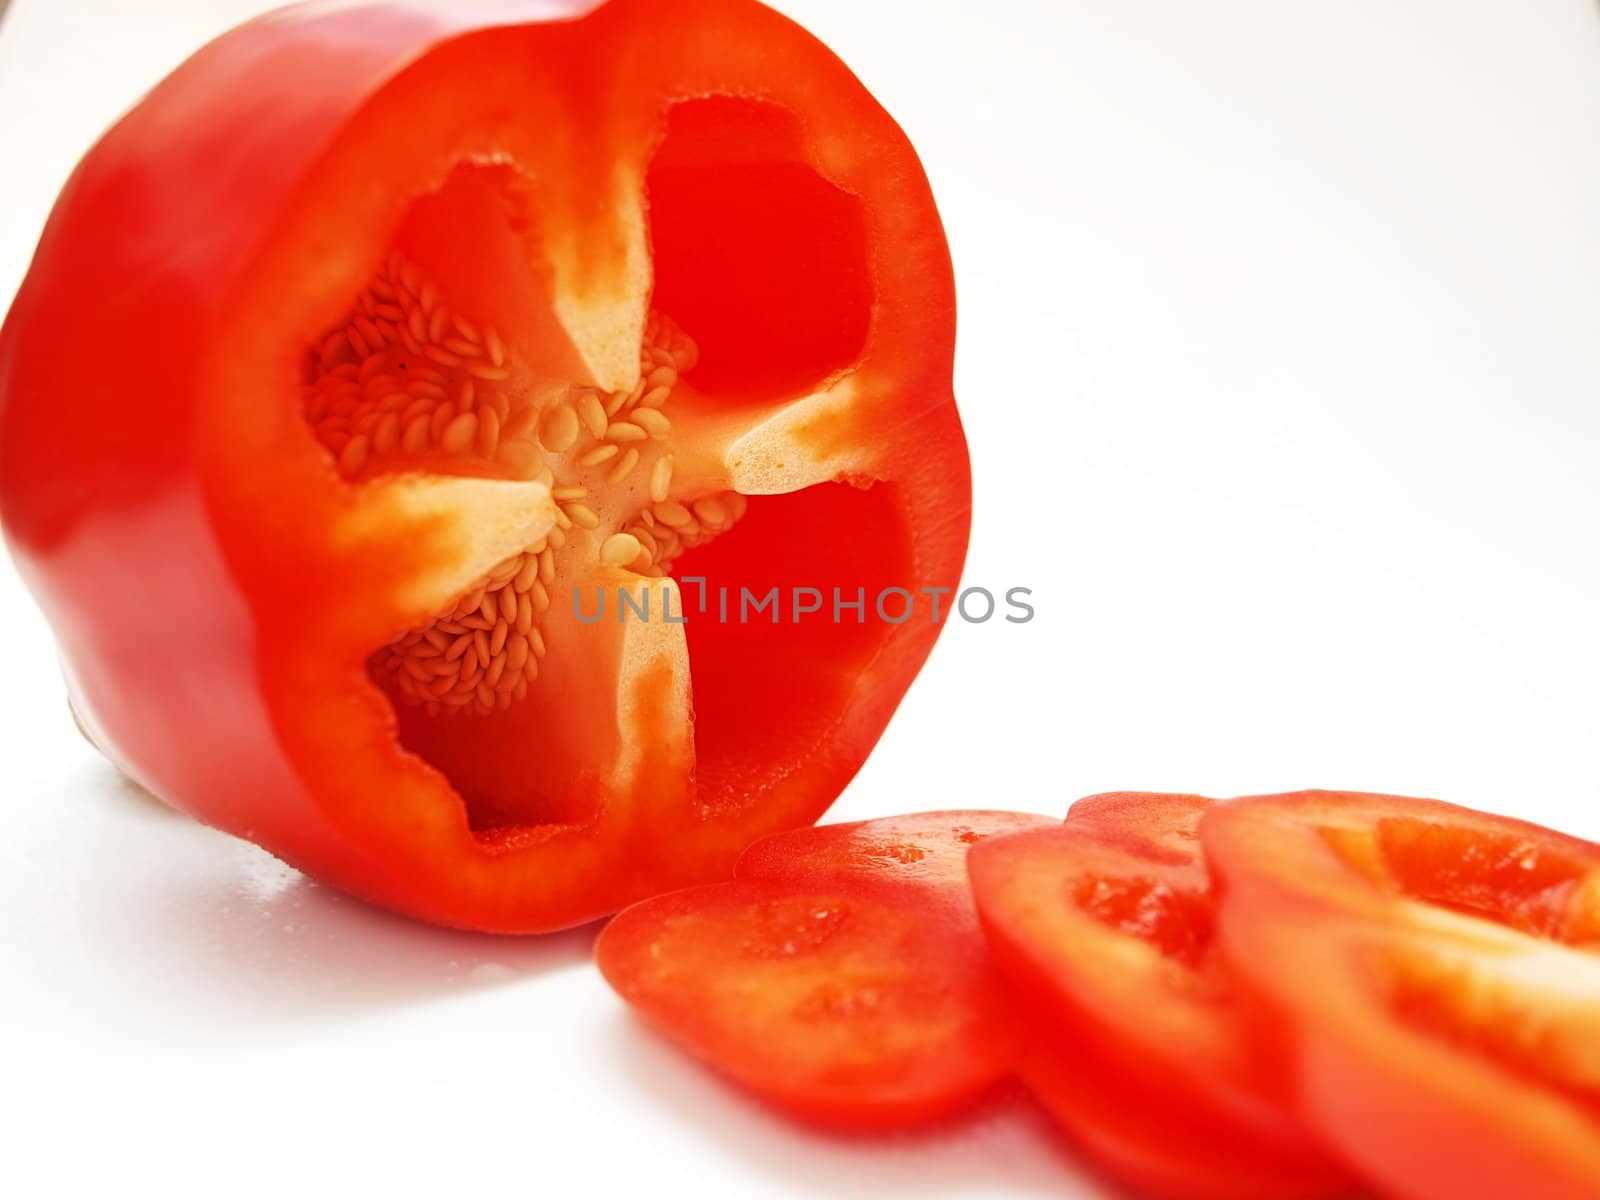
[304,255,748,716]
[303,252,524,480]
[618,490,750,576]
[377,545,551,713]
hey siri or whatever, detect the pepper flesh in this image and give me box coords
[968,793,1352,1200]
[596,811,1052,1128]
[1202,791,1600,1200]
[0,0,969,930]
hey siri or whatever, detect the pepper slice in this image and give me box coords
[0,0,968,930]
[1202,791,1600,1200]
[968,793,1351,1200]
[595,811,1051,1128]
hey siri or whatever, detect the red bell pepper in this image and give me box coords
[968,793,1352,1200]
[0,0,968,930]
[1202,791,1600,1200]
[596,811,1051,1127]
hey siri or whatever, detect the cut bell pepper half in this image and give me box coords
[595,811,1052,1128]
[0,0,969,930]
[1201,791,1600,1200]
[967,793,1354,1200]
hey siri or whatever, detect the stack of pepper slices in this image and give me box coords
[1,3,1596,1199]
[602,792,1600,1200]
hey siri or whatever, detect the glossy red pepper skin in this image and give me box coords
[0,0,968,930]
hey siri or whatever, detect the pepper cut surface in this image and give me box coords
[1202,791,1600,1200]
[0,0,969,930]
[968,793,1352,1200]
[596,811,1051,1127]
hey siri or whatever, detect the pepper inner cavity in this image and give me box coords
[303,253,746,715]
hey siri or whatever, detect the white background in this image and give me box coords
[3,0,1599,1196]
